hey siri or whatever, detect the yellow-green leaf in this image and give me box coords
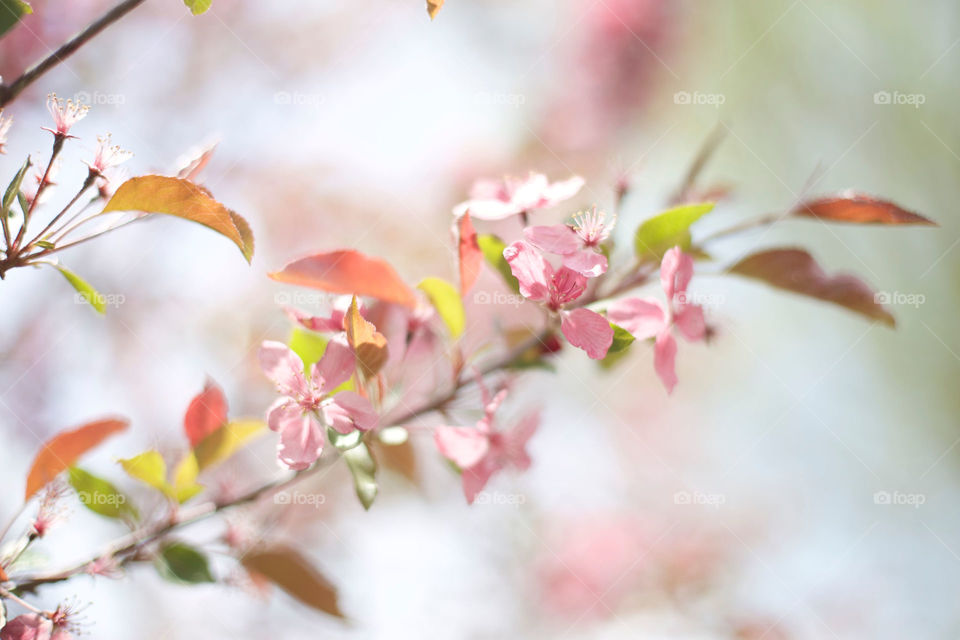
[183,0,212,16]
[68,467,138,521]
[634,202,714,261]
[0,0,32,39]
[477,234,520,293]
[172,453,203,503]
[118,451,167,492]
[193,420,265,470]
[102,175,254,263]
[343,442,377,510]
[52,264,105,314]
[417,277,466,338]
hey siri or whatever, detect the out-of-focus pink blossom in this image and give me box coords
[453,172,584,220]
[0,112,11,154]
[0,614,54,640]
[434,383,539,504]
[259,339,377,470]
[523,206,615,277]
[86,134,131,175]
[503,240,613,359]
[607,247,705,392]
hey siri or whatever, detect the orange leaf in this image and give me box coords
[345,296,389,378]
[241,546,344,618]
[427,0,444,19]
[183,380,228,447]
[269,250,416,308]
[792,193,935,226]
[25,418,129,499]
[102,175,254,262]
[730,248,895,327]
[457,212,482,295]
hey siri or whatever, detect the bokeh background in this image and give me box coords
[0,0,958,638]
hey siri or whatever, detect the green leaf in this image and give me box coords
[417,276,466,338]
[52,264,106,314]
[155,541,214,584]
[289,327,327,374]
[183,0,211,15]
[2,156,30,218]
[327,426,362,452]
[606,324,635,354]
[477,234,520,293]
[634,202,714,261]
[68,467,138,521]
[343,442,377,510]
[0,0,31,39]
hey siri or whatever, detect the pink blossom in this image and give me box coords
[259,338,377,470]
[523,206,615,277]
[434,384,539,504]
[453,172,584,220]
[86,134,131,175]
[503,240,614,359]
[284,295,362,333]
[42,94,88,138]
[606,247,706,393]
[0,614,54,640]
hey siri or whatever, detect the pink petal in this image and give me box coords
[258,341,309,399]
[561,250,607,278]
[483,388,508,424]
[311,335,355,391]
[434,426,491,469]
[469,178,509,200]
[524,224,581,255]
[560,308,615,359]
[276,411,325,470]
[503,241,552,302]
[660,247,694,300]
[503,410,539,470]
[541,175,585,206]
[0,614,53,640]
[653,330,678,394]
[674,304,706,342]
[606,297,667,339]
[321,391,378,433]
[551,266,588,306]
[510,173,551,210]
[462,457,499,504]
[284,306,342,332]
[266,397,301,433]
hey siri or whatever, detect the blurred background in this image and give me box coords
[0,0,957,637]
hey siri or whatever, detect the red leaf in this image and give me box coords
[269,250,417,308]
[793,193,935,226]
[730,248,895,326]
[457,212,483,295]
[184,380,228,447]
[25,418,129,499]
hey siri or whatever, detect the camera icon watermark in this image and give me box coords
[274,91,324,109]
[274,291,333,306]
[474,491,526,506]
[472,290,525,308]
[673,490,726,509]
[674,91,725,108]
[874,290,925,308]
[873,90,925,108]
[474,91,526,109]
[873,490,925,508]
[676,291,725,310]
[74,90,126,107]
[75,292,125,309]
[77,491,127,507]
[274,491,326,509]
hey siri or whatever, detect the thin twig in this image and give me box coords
[0,0,149,109]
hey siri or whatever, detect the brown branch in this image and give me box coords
[0,0,148,109]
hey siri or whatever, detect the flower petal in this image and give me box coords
[503,241,552,302]
[503,410,539,470]
[653,330,678,394]
[284,306,343,333]
[462,457,499,504]
[311,335,355,391]
[0,614,54,640]
[434,426,491,469]
[542,175,585,206]
[453,200,519,220]
[560,308,615,359]
[276,412,324,470]
[660,247,694,300]
[321,391,378,434]
[561,250,607,278]
[606,297,667,339]
[258,341,309,399]
[674,304,706,342]
[266,397,300,432]
[524,224,581,255]
[510,173,550,210]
